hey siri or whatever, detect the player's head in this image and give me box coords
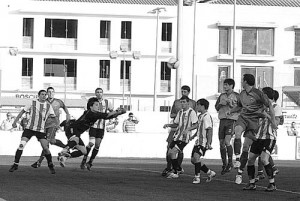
[242,74,255,87]
[223,78,235,91]
[87,97,100,112]
[274,90,279,102]
[47,87,55,99]
[38,90,47,101]
[262,87,274,100]
[196,98,209,113]
[95,88,103,99]
[181,85,191,96]
[180,95,190,110]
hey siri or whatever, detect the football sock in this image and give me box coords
[195,162,201,175]
[71,150,83,158]
[233,138,241,156]
[89,148,99,163]
[177,152,184,167]
[37,150,45,163]
[44,153,53,165]
[226,145,233,164]
[171,159,179,174]
[14,149,23,164]
[67,141,77,149]
[240,151,248,170]
[269,156,275,168]
[55,139,66,148]
[247,165,255,180]
[264,163,274,179]
[166,155,172,170]
[200,164,209,174]
[220,147,227,166]
[257,157,264,172]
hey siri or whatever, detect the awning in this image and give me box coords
[0,97,86,108]
[282,86,300,107]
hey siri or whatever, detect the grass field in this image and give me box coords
[1,156,300,201]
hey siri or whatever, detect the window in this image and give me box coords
[161,62,171,81]
[100,21,111,39]
[160,62,171,92]
[22,58,33,76]
[162,23,172,42]
[219,27,230,54]
[295,30,300,56]
[242,28,274,55]
[44,59,77,77]
[294,68,300,86]
[241,66,273,88]
[100,60,110,78]
[23,18,34,37]
[218,66,230,93]
[121,21,131,39]
[45,19,77,38]
[120,60,131,79]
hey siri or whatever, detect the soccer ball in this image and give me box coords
[167,57,180,69]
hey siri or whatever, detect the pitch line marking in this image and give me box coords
[94,166,300,196]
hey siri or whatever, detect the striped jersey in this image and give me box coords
[215,91,240,120]
[44,98,66,128]
[173,107,198,143]
[23,100,55,132]
[239,87,269,119]
[256,102,282,140]
[194,111,213,147]
[123,119,137,133]
[91,98,113,129]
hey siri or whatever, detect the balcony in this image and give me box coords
[99,78,110,91]
[22,36,33,49]
[160,80,171,92]
[120,39,131,52]
[21,76,33,89]
[120,79,130,92]
[161,41,172,53]
[43,77,77,91]
[99,38,110,51]
[44,38,77,51]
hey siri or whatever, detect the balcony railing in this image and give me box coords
[160,80,171,92]
[22,36,33,49]
[43,77,77,91]
[99,38,110,51]
[120,79,130,92]
[22,76,33,89]
[120,39,131,51]
[44,38,77,50]
[99,78,110,91]
[161,41,172,53]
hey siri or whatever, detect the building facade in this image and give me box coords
[0,0,299,111]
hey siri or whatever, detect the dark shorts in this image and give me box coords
[21,129,47,140]
[169,141,187,152]
[167,130,176,144]
[218,119,235,140]
[89,127,105,139]
[235,115,260,132]
[45,127,59,140]
[250,139,276,155]
[191,145,207,157]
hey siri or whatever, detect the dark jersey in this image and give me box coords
[61,110,110,138]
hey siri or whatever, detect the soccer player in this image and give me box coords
[57,97,126,167]
[9,90,57,174]
[255,89,282,181]
[80,88,114,170]
[161,85,196,176]
[31,87,71,168]
[243,87,281,192]
[190,98,216,184]
[232,74,276,184]
[215,78,240,174]
[163,95,198,179]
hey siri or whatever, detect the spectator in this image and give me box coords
[106,118,119,133]
[288,122,298,136]
[1,112,15,131]
[123,112,139,133]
